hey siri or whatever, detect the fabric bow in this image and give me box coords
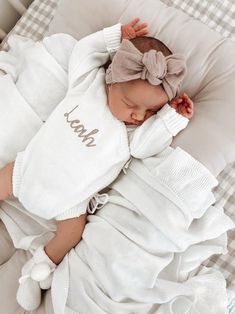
[105,39,187,100]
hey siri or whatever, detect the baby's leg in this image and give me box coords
[45,214,87,265]
[0,161,14,201]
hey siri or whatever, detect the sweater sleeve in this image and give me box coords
[68,23,122,88]
[130,104,189,159]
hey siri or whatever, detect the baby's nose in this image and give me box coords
[132,110,146,122]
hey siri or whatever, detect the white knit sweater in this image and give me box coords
[12,24,188,220]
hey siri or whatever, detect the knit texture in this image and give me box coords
[12,24,130,220]
[11,24,189,221]
[17,245,56,311]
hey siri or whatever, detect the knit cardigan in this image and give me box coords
[12,24,188,220]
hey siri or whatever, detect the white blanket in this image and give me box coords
[1,147,234,313]
[0,34,76,168]
[0,35,234,313]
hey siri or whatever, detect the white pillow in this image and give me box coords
[47,0,235,177]
[46,0,129,39]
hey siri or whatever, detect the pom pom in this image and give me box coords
[31,262,51,282]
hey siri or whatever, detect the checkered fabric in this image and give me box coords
[0,0,58,50]
[161,0,235,42]
[0,0,235,309]
[203,163,235,302]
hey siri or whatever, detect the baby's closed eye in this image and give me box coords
[122,99,135,108]
[123,100,156,112]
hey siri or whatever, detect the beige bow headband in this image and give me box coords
[105,39,187,100]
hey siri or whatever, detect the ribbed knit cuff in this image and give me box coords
[103,23,122,53]
[55,199,89,221]
[12,151,24,198]
[158,104,189,136]
[33,246,56,268]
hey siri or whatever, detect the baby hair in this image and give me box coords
[129,36,172,56]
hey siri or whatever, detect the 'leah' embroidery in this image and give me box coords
[64,105,99,147]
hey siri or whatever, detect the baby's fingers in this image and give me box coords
[174,97,183,104]
[187,107,192,113]
[134,22,148,31]
[130,18,140,27]
[135,27,149,36]
[182,93,192,102]
[170,102,177,109]
[134,22,148,36]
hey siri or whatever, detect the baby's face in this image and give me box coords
[106,79,168,126]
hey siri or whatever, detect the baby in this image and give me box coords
[0,18,193,310]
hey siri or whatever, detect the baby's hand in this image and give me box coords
[121,18,148,41]
[0,161,14,201]
[169,93,194,119]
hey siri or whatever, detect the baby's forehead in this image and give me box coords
[120,80,168,108]
[119,80,149,94]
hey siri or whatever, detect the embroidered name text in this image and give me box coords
[64,105,99,147]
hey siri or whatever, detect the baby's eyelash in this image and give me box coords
[122,99,158,113]
[123,100,135,108]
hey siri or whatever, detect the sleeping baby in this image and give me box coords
[0,18,193,310]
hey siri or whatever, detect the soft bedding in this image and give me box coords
[0,0,235,313]
[0,57,233,310]
[0,163,232,313]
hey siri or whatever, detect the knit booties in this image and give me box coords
[17,276,41,311]
[16,246,56,311]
